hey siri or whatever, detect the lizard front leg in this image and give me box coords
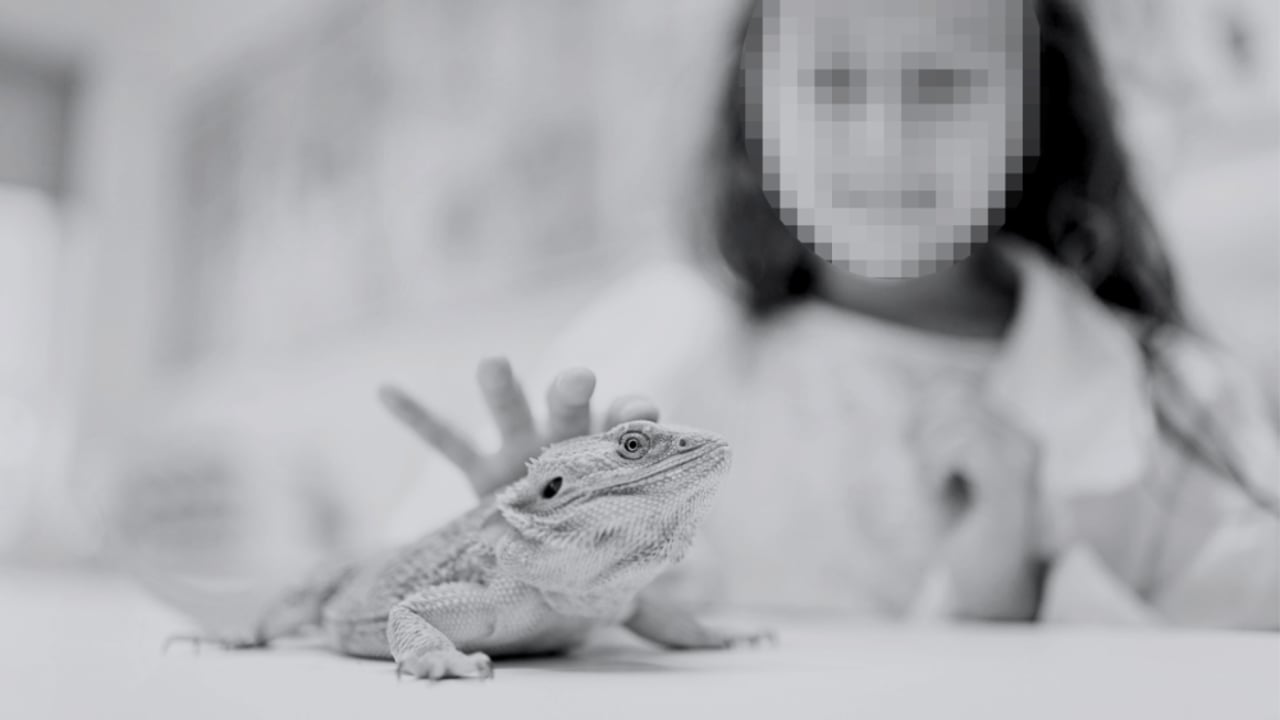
[388,583,500,680]
[624,593,776,650]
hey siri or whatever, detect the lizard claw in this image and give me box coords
[162,634,200,655]
[162,633,265,655]
[743,628,779,648]
[715,627,778,650]
[394,648,494,681]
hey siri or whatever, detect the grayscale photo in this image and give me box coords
[1,0,1277,717]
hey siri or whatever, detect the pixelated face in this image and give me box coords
[494,421,731,595]
[742,0,1037,279]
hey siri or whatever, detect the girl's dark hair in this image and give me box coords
[709,0,1184,329]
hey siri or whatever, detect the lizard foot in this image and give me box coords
[690,627,779,651]
[395,648,493,681]
[723,627,778,649]
[162,633,267,655]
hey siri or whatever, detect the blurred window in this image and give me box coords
[0,185,61,550]
[0,44,76,551]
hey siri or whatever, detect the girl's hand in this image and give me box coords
[378,357,659,497]
[912,395,1045,621]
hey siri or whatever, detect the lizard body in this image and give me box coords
[208,420,765,679]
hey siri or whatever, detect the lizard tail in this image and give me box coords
[251,562,357,645]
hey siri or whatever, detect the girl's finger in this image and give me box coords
[546,368,596,442]
[603,395,661,431]
[476,357,538,447]
[378,384,483,474]
[378,385,481,472]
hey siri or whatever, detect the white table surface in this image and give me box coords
[3,568,1277,720]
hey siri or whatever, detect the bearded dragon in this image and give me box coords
[173,420,769,680]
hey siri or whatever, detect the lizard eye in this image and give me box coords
[541,476,563,499]
[617,431,650,460]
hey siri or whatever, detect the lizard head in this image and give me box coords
[492,420,731,615]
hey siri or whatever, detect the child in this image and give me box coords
[387,0,1278,628]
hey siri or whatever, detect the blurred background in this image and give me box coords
[0,0,1276,625]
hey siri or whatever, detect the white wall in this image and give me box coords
[0,0,354,556]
